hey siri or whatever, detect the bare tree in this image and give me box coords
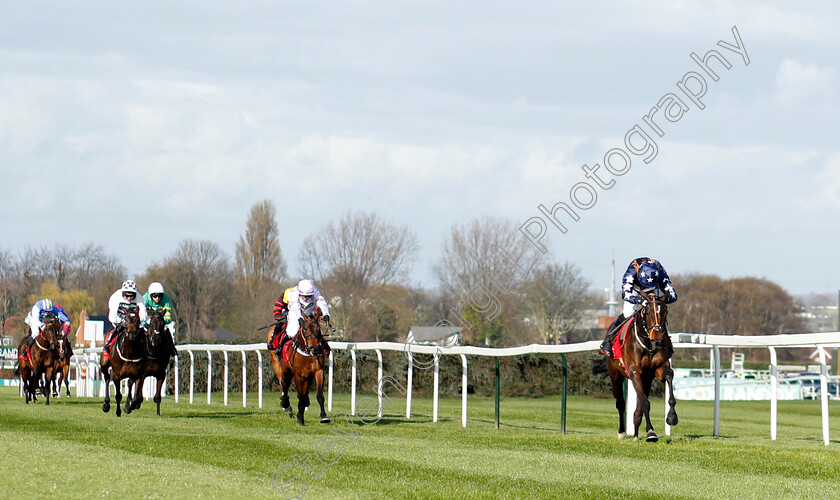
[298,211,419,290]
[523,262,593,344]
[235,200,287,297]
[434,215,540,294]
[0,249,22,337]
[149,239,233,341]
[298,211,418,341]
[433,216,543,345]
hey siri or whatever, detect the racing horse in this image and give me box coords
[270,309,331,425]
[51,335,73,398]
[130,308,172,416]
[593,291,678,441]
[17,312,60,404]
[101,303,146,417]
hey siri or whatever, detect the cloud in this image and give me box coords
[773,59,839,108]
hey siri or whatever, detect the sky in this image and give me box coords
[1,1,839,297]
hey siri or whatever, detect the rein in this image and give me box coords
[114,330,144,363]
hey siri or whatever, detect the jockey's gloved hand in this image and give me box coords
[324,315,330,324]
[298,318,304,328]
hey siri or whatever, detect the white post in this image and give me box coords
[256,350,263,409]
[626,380,636,436]
[223,350,229,406]
[433,355,440,423]
[327,351,333,412]
[769,346,778,441]
[406,354,413,419]
[713,345,721,437]
[817,346,830,446]
[188,350,195,404]
[460,354,468,428]
[350,349,357,416]
[241,350,247,408]
[666,354,674,437]
[174,355,180,403]
[206,350,212,405]
[376,349,383,418]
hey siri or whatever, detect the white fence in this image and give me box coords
[66,331,840,445]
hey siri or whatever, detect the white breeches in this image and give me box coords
[623,299,641,318]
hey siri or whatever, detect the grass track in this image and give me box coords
[3,387,840,499]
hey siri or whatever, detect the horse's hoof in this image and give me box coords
[667,414,678,426]
[297,420,305,426]
[320,417,331,424]
[646,432,659,443]
[633,436,639,441]
[617,432,626,439]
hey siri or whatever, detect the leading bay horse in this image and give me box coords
[17,312,60,404]
[270,309,330,425]
[593,291,678,441]
[101,303,146,417]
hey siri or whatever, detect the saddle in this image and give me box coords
[610,317,635,376]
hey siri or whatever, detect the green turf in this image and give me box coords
[3,386,840,499]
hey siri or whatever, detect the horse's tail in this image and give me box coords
[590,355,608,376]
[13,365,20,376]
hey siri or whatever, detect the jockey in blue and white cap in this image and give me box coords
[602,257,678,357]
[23,298,71,342]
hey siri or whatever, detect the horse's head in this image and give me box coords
[40,312,60,350]
[121,303,142,340]
[639,291,668,349]
[146,308,166,349]
[298,309,328,357]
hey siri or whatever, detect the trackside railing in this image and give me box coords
[64,331,840,445]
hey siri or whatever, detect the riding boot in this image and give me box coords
[275,335,290,360]
[601,314,625,358]
[168,335,178,358]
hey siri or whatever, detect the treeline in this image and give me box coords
[0,201,809,358]
[0,201,598,346]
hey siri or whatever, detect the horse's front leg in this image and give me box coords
[114,377,123,417]
[154,377,165,416]
[63,367,71,397]
[279,367,294,418]
[656,362,678,426]
[43,367,53,405]
[315,369,330,424]
[640,374,657,442]
[294,374,310,426]
[627,372,649,441]
[102,366,112,413]
[608,363,626,439]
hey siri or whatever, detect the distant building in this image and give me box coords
[405,326,462,346]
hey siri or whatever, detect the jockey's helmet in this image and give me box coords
[638,262,660,288]
[39,298,54,311]
[298,279,315,304]
[148,282,165,296]
[121,280,138,299]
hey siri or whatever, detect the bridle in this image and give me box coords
[292,314,328,359]
[115,304,144,363]
[35,316,60,352]
[633,293,668,353]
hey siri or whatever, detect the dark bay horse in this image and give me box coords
[134,308,172,416]
[18,313,60,404]
[101,303,146,417]
[593,292,678,441]
[270,310,330,425]
[51,335,73,398]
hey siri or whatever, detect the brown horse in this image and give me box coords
[133,308,172,416]
[18,313,60,404]
[593,291,678,441]
[270,309,330,425]
[51,336,73,398]
[101,303,146,417]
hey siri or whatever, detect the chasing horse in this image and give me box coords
[101,303,146,417]
[17,312,60,404]
[269,309,331,425]
[593,290,678,441]
[134,308,173,416]
[51,334,73,398]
